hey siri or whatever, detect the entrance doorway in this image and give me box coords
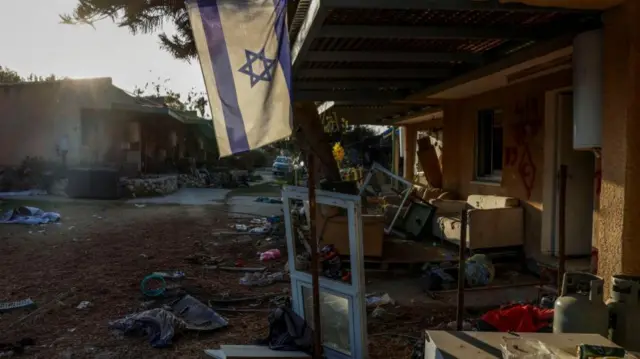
[544,91,595,257]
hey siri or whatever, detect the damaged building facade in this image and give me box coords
[289,0,637,291]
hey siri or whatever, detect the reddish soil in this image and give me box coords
[0,201,453,359]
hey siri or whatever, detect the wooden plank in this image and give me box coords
[320,25,540,40]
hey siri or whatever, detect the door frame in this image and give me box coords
[541,87,572,255]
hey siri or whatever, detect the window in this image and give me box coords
[476,109,503,182]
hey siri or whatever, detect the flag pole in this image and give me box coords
[306,152,323,358]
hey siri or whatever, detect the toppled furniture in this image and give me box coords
[430,195,524,250]
[317,209,385,257]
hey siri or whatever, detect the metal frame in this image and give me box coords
[359,162,414,234]
[282,186,367,359]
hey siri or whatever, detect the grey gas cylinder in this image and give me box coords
[606,275,640,351]
[553,272,608,336]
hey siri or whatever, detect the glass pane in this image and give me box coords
[302,286,351,355]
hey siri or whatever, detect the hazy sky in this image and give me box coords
[0,0,206,98]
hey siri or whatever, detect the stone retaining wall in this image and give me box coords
[120,175,178,198]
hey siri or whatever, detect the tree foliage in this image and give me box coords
[60,0,197,61]
[132,78,208,118]
[0,66,62,84]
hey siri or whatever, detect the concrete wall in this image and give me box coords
[0,78,138,166]
[597,0,640,287]
[441,70,572,254]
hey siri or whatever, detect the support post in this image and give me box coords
[557,165,568,295]
[456,208,468,331]
[307,153,322,358]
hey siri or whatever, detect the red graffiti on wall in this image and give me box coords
[505,147,519,167]
[510,97,542,199]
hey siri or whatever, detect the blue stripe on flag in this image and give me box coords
[272,0,292,99]
[197,0,250,154]
[272,0,293,128]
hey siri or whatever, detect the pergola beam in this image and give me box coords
[321,0,598,13]
[306,51,484,63]
[296,80,427,90]
[320,25,540,40]
[291,0,327,74]
[295,90,408,101]
[299,68,451,79]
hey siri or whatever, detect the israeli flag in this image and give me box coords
[187,0,292,157]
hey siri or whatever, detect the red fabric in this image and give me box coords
[480,304,554,332]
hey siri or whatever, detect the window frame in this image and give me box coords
[282,186,367,359]
[475,109,504,183]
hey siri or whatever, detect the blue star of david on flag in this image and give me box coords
[238,48,277,87]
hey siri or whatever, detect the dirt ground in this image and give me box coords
[0,200,454,359]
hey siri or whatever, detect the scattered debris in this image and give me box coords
[240,272,285,286]
[218,266,267,273]
[255,197,283,204]
[479,304,553,332]
[109,295,228,348]
[371,307,388,319]
[140,273,167,297]
[259,249,281,261]
[152,271,186,280]
[0,206,60,225]
[366,293,395,307]
[109,308,186,348]
[134,204,146,208]
[76,301,92,310]
[465,254,495,287]
[0,298,36,314]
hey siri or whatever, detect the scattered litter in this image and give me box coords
[67,226,75,230]
[152,271,186,280]
[140,273,167,297]
[240,272,285,286]
[76,301,92,310]
[134,204,146,208]
[250,225,271,234]
[444,320,473,331]
[365,293,395,307]
[109,308,186,348]
[371,307,387,319]
[0,298,36,314]
[0,206,61,225]
[255,197,283,204]
[466,254,495,287]
[422,266,456,291]
[479,304,553,332]
[109,295,228,348]
[218,266,266,273]
[235,224,248,232]
[259,249,281,261]
[256,307,313,352]
[67,328,76,333]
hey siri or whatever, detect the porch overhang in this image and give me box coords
[289,0,602,125]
